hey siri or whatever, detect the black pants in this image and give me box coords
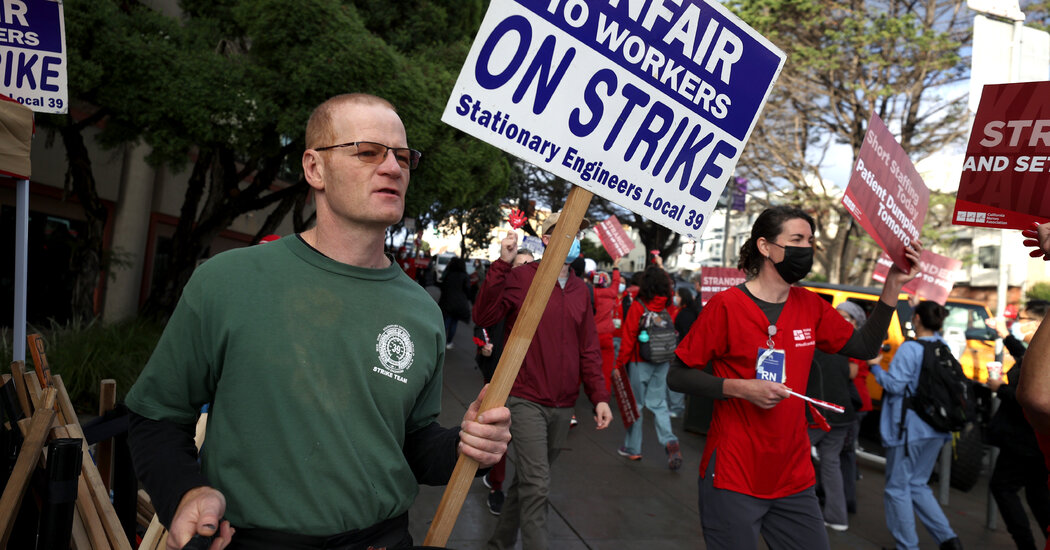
[228,513,416,550]
[991,449,1050,550]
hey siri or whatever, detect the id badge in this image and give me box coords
[756,347,786,383]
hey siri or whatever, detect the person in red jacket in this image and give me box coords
[668,205,920,550]
[473,212,613,550]
[592,258,623,389]
[616,264,683,470]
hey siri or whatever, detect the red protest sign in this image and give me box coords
[700,267,747,305]
[841,113,930,271]
[872,250,961,306]
[594,216,635,260]
[953,81,1050,230]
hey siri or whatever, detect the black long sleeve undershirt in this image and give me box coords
[667,298,895,399]
[127,411,208,528]
[128,410,465,528]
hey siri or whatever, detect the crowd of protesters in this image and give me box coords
[395,208,1050,550]
[118,89,1050,550]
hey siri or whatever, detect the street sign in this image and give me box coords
[0,0,67,114]
[441,0,785,239]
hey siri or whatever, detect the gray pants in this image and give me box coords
[699,452,830,550]
[486,396,574,550]
[810,425,850,526]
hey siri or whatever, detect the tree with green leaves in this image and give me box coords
[729,0,972,284]
[52,0,510,317]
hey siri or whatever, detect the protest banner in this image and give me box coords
[841,113,930,271]
[872,250,962,306]
[952,81,1050,230]
[429,1,785,543]
[441,0,785,239]
[594,215,635,259]
[700,266,746,305]
[0,0,67,114]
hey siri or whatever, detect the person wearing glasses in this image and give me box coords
[126,93,511,549]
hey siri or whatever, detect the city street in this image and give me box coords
[409,292,1029,549]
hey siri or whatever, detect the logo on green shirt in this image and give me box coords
[376,324,415,378]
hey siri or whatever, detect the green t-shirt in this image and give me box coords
[126,236,446,534]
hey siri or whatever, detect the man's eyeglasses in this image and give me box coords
[314,141,422,170]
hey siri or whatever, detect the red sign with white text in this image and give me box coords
[594,216,636,260]
[872,251,962,306]
[842,113,930,271]
[953,81,1050,230]
[700,267,747,305]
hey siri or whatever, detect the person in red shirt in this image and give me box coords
[473,212,613,550]
[592,259,623,389]
[668,206,920,550]
[615,264,683,470]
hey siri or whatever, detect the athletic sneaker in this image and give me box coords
[617,447,642,460]
[487,490,504,516]
[570,414,578,428]
[445,342,454,350]
[825,522,848,532]
[482,471,493,490]
[666,441,683,471]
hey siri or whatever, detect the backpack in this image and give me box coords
[637,302,677,363]
[903,340,976,433]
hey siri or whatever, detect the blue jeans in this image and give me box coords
[884,438,957,549]
[622,360,677,453]
[444,316,459,344]
[667,388,686,416]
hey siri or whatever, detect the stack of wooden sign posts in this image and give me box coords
[0,334,146,549]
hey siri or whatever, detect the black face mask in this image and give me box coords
[768,243,813,284]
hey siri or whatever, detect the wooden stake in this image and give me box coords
[140,515,165,550]
[9,361,31,418]
[96,379,117,491]
[70,509,92,550]
[424,186,594,546]
[23,371,43,413]
[53,376,133,550]
[27,333,53,388]
[0,406,56,546]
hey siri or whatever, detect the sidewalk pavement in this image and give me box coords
[411,304,1029,549]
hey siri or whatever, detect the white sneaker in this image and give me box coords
[824,522,848,532]
[446,342,454,350]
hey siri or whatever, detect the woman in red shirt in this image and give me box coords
[615,265,683,470]
[668,206,920,550]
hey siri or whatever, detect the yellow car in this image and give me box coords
[801,282,1012,402]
